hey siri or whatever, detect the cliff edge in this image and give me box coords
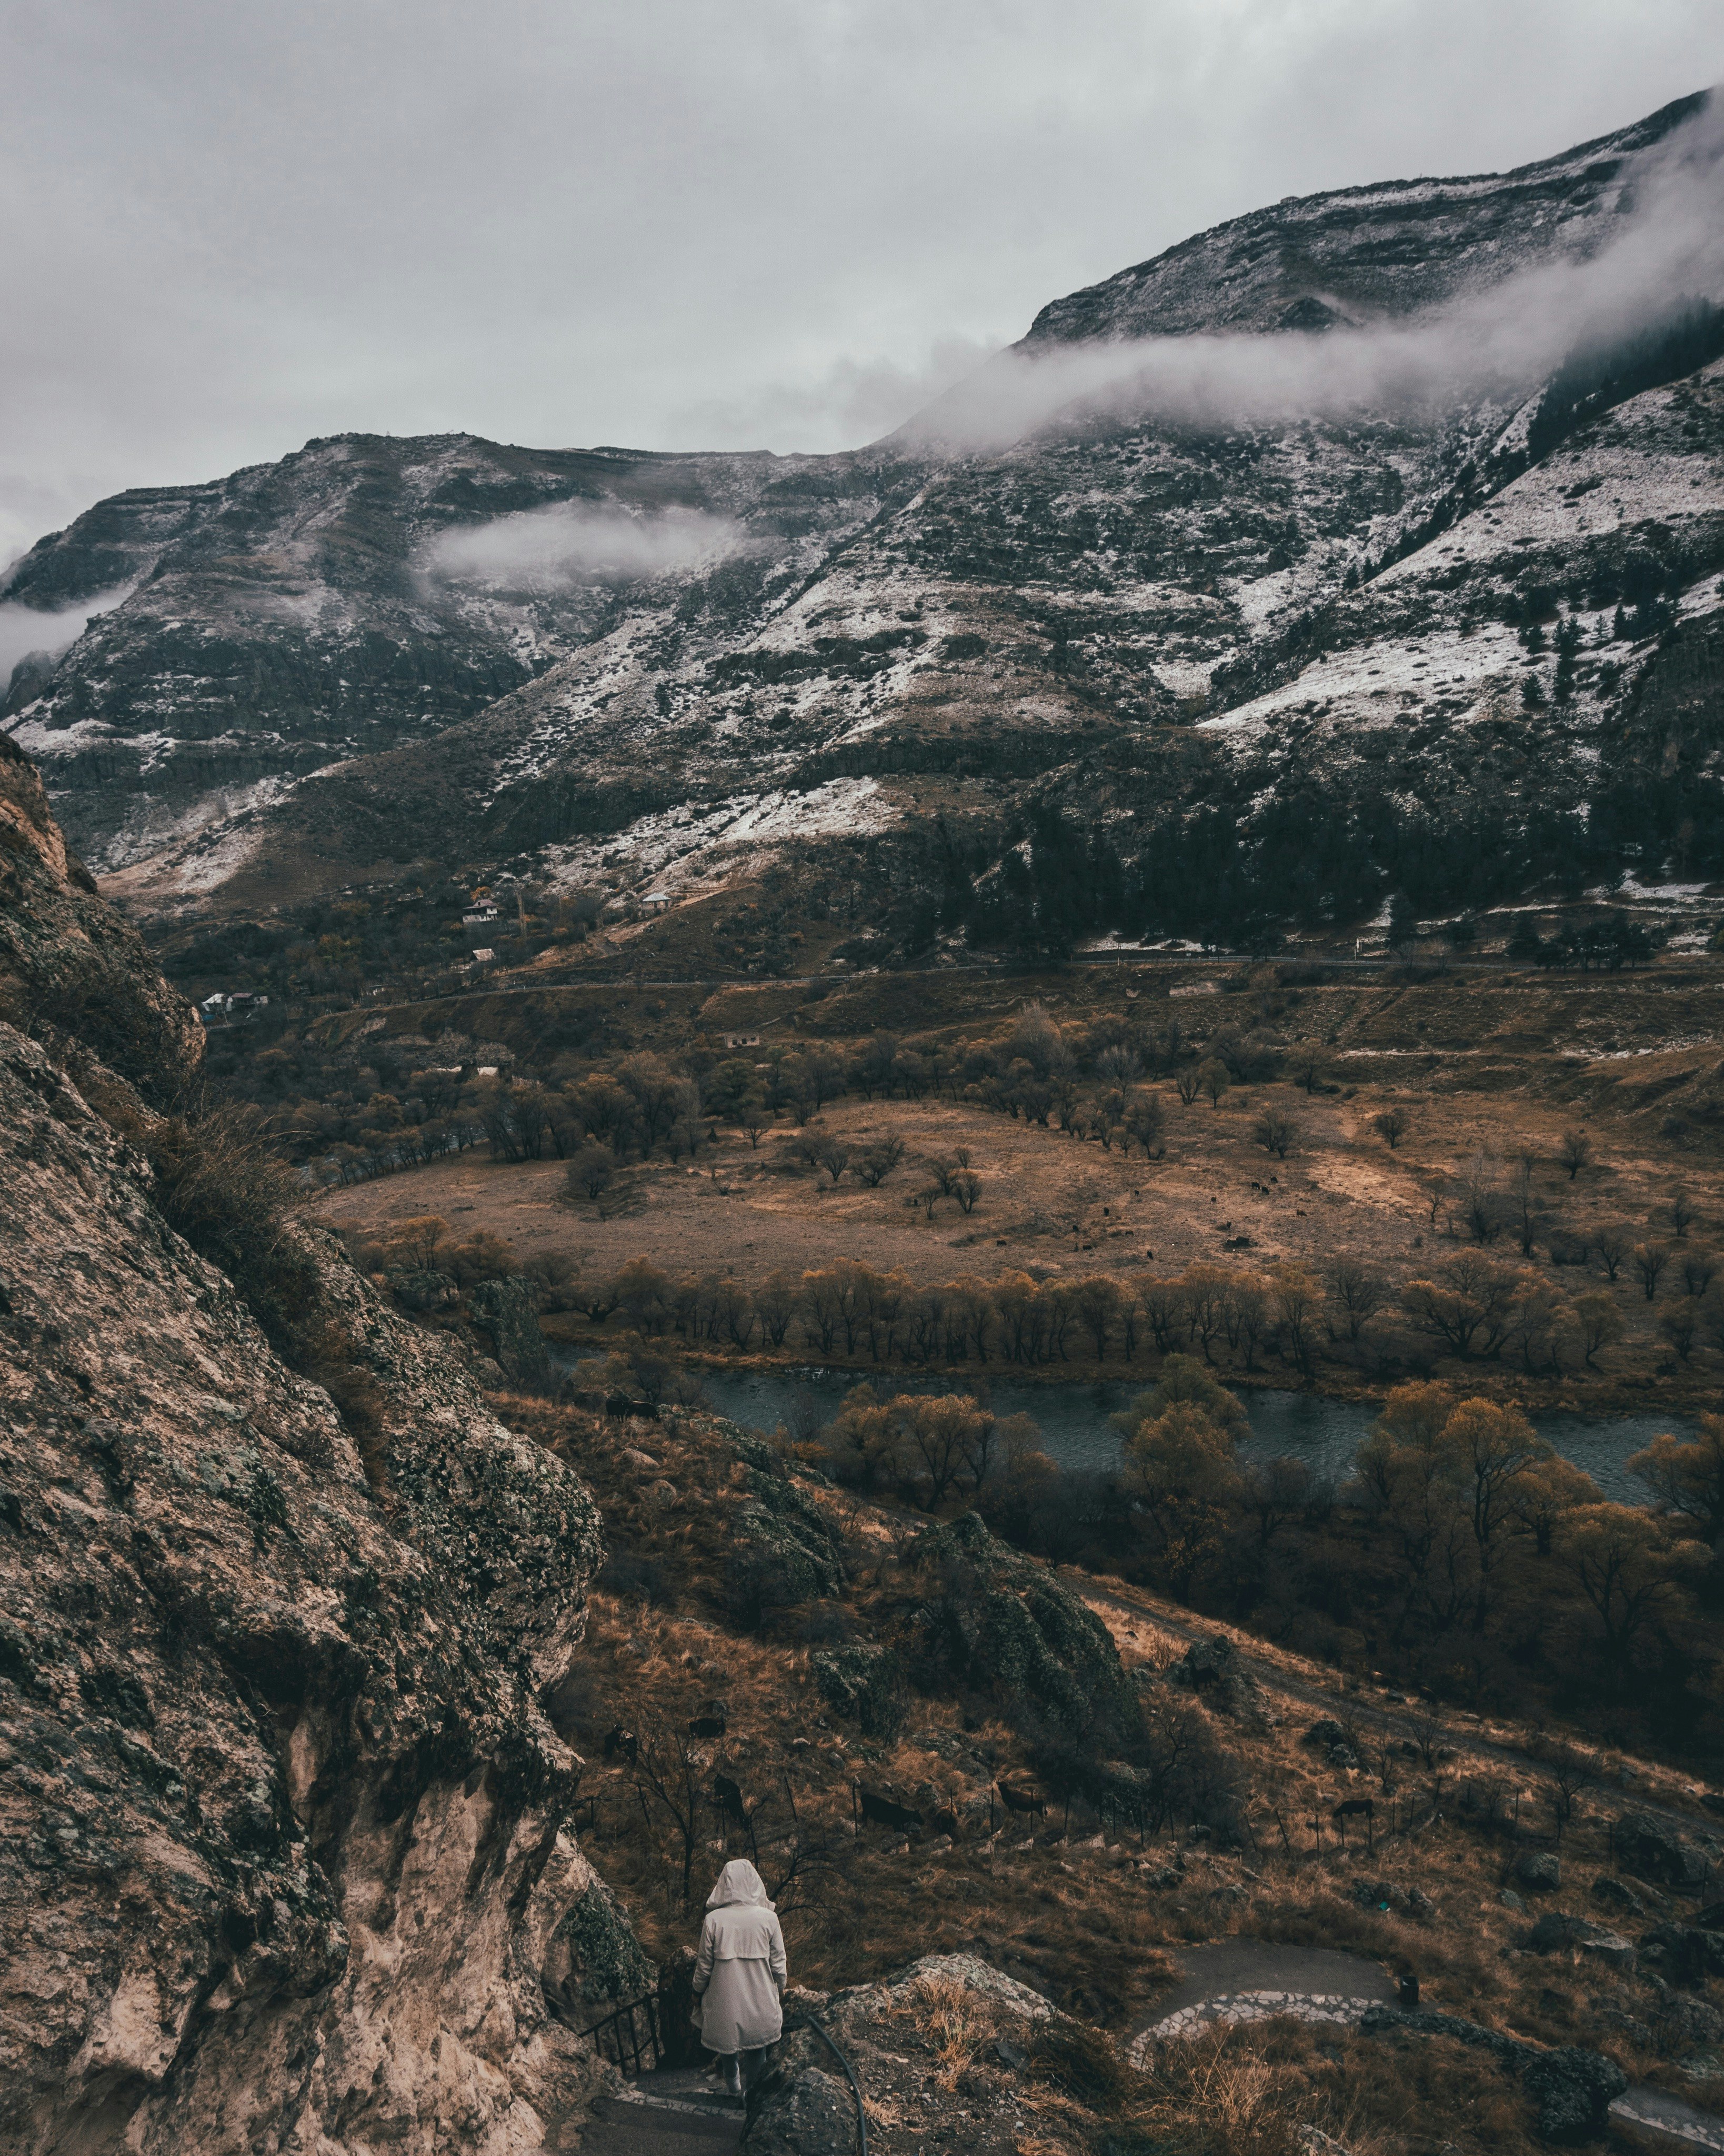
[0,738,617,2151]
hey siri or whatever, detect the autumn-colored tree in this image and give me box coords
[1629,1415,1724,1544]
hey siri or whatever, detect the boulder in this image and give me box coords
[1529,1913,1602,1953]
[1516,1852,1562,1892]
[1652,1994,1724,2059]
[1639,1925,1724,1983]
[1352,1879,1430,1916]
[1519,2045,1628,2144]
[384,1266,460,1311]
[1304,1718,1349,1750]
[468,1274,553,1388]
[744,2062,855,2156]
[1614,1814,1708,1892]
[905,1512,1144,1750]
[813,1644,903,1740]
[1578,1934,1637,1974]
[1591,1875,1646,1917]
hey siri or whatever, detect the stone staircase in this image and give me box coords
[560,2063,747,2156]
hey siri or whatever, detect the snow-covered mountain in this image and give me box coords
[5,88,1722,953]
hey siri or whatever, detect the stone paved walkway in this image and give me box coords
[1128,1941,1397,2065]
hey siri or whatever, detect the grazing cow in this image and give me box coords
[604,1724,638,1765]
[1332,1798,1375,1822]
[996,1781,1047,1822]
[854,1784,924,1836]
[713,1773,748,1828]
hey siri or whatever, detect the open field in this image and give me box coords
[317,961,1724,1406]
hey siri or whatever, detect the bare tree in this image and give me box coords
[1459,1149,1504,1244]
[815,1137,850,1185]
[1659,1304,1698,1362]
[1199,1059,1229,1108]
[1326,1256,1385,1342]
[1681,1249,1718,1298]
[1573,1290,1623,1369]
[1289,1047,1327,1094]
[1631,1240,1671,1301]
[855,1135,905,1187]
[950,1170,982,1215]
[567,1143,616,1201]
[1373,1105,1408,1150]
[1592,1224,1628,1282]
[1668,1190,1696,1240]
[1252,1107,1297,1158]
[634,1721,707,1905]
[1509,1154,1538,1258]
[1174,1066,1202,1108]
[1536,1739,1598,1845]
[1558,1129,1592,1181]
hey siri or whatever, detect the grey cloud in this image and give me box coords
[426,501,740,588]
[0,587,135,698]
[907,100,1724,448]
[2,0,1721,544]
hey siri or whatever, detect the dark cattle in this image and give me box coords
[604,1725,638,1764]
[855,1785,924,1836]
[689,1713,728,1740]
[1333,1798,1375,1822]
[996,1781,1047,1821]
[713,1774,748,1827]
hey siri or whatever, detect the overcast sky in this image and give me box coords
[2,0,1719,564]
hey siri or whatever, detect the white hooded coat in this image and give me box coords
[691,1861,787,2054]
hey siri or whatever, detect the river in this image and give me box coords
[693,1365,1695,1503]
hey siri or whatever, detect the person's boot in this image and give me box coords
[724,2057,743,2101]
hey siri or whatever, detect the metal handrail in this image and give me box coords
[795,2013,868,2156]
[582,1992,663,2079]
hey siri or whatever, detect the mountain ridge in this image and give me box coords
[3,87,1722,960]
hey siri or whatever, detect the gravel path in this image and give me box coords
[1127,1941,1397,2063]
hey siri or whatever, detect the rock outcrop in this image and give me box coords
[0,756,622,2151]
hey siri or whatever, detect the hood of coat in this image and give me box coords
[707,1860,773,1910]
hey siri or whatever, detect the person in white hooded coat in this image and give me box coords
[691,1860,787,2094]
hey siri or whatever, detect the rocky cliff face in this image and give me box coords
[4,90,1722,946]
[0,765,624,2148]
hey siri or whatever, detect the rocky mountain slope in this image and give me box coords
[0,746,632,2147]
[4,89,1723,954]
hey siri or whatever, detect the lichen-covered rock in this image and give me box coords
[545,1880,656,2012]
[1520,2045,1629,2143]
[469,1273,554,1388]
[743,2061,854,2156]
[1517,1852,1562,1892]
[813,1644,903,1739]
[0,1010,619,2152]
[0,732,202,1102]
[906,1513,1141,1746]
[1615,1813,1709,1891]
[730,1449,846,1604]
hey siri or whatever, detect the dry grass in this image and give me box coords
[480,1391,1722,2153]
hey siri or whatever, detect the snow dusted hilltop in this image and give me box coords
[5,88,1724,951]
